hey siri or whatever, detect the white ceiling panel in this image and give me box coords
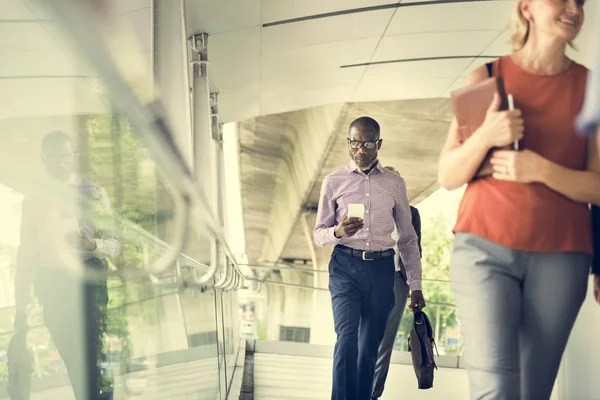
[386,1,512,36]
[352,58,475,101]
[262,9,395,50]
[260,84,355,116]
[211,57,260,92]
[481,29,512,57]
[0,22,63,51]
[108,0,149,15]
[115,7,152,55]
[261,37,379,79]
[262,0,399,24]
[353,77,453,102]
[373,30,501,62]
[211,26,262,60]
[0,78,107,118]
[0,49,82,77]
[2,0,51,20]
[208,26,261,68]
[0,0,37,19]
[219,82,261,123]
[361,58,474,82]
[209,26,261,91]
[184,0,261,35]
[0,103,17,119]
[261,67,365,98]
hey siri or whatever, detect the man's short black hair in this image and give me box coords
[349,116,380,139]
[42,131,72,155]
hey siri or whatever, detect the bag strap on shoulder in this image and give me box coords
[485,62,493,78]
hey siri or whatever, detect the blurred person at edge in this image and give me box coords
[577,1,600,304]
[438,0,600,398]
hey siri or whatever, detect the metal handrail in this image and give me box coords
[222,264,238,291]
[213,253,231,288]
[187,236,220,287]
[240,264,451,283]
[245,277,455,307]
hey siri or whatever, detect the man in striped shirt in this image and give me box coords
[314,117,425,400]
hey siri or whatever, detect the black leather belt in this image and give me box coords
[335,245,395,261]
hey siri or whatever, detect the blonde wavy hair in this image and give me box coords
[510,0,576,51]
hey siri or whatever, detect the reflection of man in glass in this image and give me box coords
[14,131,120,399]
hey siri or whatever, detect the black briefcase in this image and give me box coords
[407,308,438,389]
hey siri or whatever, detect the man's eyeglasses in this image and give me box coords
[347,139,381,150]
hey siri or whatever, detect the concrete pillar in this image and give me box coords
[309,245,336,345]
[301,212,336,345]
[189,33,222,267]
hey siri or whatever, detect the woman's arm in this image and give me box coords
[437,66,495,190]
[538,135,600,205]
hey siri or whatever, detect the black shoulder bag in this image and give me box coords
[408,308,438,389]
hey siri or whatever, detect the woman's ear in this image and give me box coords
[520,0,533,23]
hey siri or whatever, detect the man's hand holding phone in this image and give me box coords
[334,204,365,238]
[334,216,364,238]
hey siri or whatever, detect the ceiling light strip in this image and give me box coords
[263,0,504,28]
[340,55,500,68]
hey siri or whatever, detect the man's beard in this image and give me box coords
[359,159,377,171]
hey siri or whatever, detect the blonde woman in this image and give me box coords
[437,0,600,398]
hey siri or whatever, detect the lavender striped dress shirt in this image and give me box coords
[314,161,422,291]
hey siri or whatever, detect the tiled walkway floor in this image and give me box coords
[253,353,468,400]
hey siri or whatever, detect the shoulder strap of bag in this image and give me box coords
[485,62,493,78]
[486,58,504,78]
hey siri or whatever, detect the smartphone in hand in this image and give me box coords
[348,203,365,220]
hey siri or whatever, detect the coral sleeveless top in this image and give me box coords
[453,55,592,254]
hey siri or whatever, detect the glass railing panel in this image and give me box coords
[222,290,239,394]
[213,290,227,400]
[0,12,222,400]
[240,269,462,356]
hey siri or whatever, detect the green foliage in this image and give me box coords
[82,114,161,359]
[398,213,458,353]
[257,319,267,341]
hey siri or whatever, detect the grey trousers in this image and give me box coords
[451,233,590,400]
[371,269,410,399]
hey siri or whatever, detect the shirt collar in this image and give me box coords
[347,160,383,174]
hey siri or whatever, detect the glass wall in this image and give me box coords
[0,2,243,399]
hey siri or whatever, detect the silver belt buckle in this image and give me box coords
[362,251,374,261]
